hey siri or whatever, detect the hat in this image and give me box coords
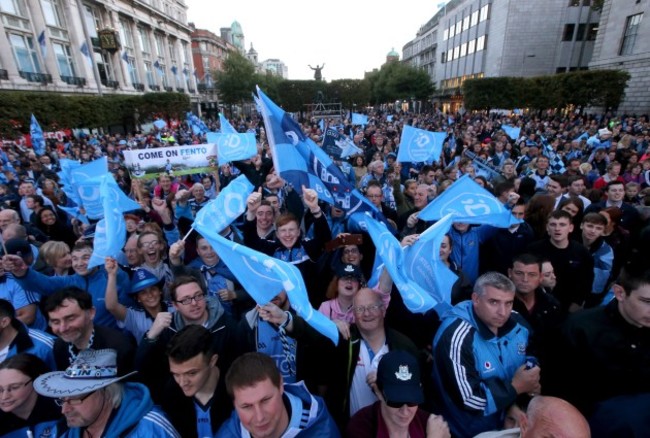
[386,152,397,160]
[598,128,613,137]
[336,263,363,281]
[377,350,424,406]
[1,238,31,258]
[129,268,160,295]
[34,349,137,398]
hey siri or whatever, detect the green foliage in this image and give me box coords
[463,70,630,110]
[216,51,257,104]
[328,79,371,108]
[368,62,434,104]
[0,91,190,138]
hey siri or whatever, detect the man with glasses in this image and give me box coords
[324,287,419,428]
[431,272,540,437]
[34,348,179,437]
[135,275,236,403]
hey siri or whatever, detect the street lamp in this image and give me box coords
[522,53,536,76]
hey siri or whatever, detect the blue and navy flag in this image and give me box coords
[322,128,362,159]
[396,125,446,164]
[186,112,208,136]
[80,42,92,67]
[170,65,178,77]
[419,174,520,227]
[88,176,128,268]
[182,67,189,78]
[256,87,385,221]
[30,114,46,156]
[218,113,237,134]
[38,30,47,59]
[351,113,368,126]
[359,213,437,314]
[502,125,521,141]
[206,131,257,165]
[541,136,566,175]
[153,59,164,77]
[121,51,129,63]
[403,213,457,311]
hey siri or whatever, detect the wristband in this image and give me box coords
[279,311,293,329]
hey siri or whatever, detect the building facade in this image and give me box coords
[260,58,288,78]
[0,0,197,97]
[589,0,649,114]
[403,0,600,111]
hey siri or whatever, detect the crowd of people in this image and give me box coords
[0,107,649,437]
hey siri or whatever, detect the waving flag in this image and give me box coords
[186,112,208,136]
[351,113,368,126]
[194,174,254,232]
[396,125,446,163]
[153,119,167,130]
[403,214,457,307]
[502,125,521,141]
[58,205,89,225]
[88,176,128,268]
[57,159,82,205]
[38,30,47,59]
[358,213,437,313]
[30,114,46,156]
[322,128,362,159]
[541,136,566,175]
[80,42,92,68]
[219,113,237,134]
[419,175,520,227]
[206,132,257,165]
[153,59,163,77]
[256,87,384,222]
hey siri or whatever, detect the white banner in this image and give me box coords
[123,143,217,179]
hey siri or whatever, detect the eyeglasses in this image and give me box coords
[139,240,160,248]
[175,293,206,306]
[352,303,383,315]
[54,391,94,407]
[385,400,419,409]
[0,379,32,395]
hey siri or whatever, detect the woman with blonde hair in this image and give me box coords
[38,240,72,276]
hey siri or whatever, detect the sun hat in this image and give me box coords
[34,349,136,398]
[377,350,424,406]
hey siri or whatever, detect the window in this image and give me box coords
[202,55,209,69]
[470,10,479,27]
[449,24,455,38]
[52,42,75,76]
[453,46,460,59]
[562,24,575,41]
[0,0,26,16]
[200,41,207,51]
[460,42,467,57]
[181,41,189,64]
[154,33,165,57]
[119,19,133,49]
[568,0,580,5]
[477,35,486,51]
[620,13,643,55]
[448,48,454,61]
[468,39,476,54]
[463,16,470,31]
[144,61,155,86]
[479,4,489,22]
[576,23,587,41]
[138,27,150,53]
[443,28,448,40]
[556,67,567,73]
[8,33,41,72]
[127,57,138,84]
[441,52,446,63]
[83,5,100,38]
[587,23,598,41]
[42,0,64,28]
[455,21,462,34]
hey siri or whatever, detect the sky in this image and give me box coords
[185,0,443,81]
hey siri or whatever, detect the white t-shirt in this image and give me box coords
[348,340,389,416]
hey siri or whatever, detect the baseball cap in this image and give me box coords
[129,268,161,295]
[1,238,32,259]
[335,263,363,281]
[377,350,424,406]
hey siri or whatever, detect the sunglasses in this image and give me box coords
[385,400,419,409]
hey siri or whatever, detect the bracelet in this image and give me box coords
[311,208,322,215]
[279,311,293,329]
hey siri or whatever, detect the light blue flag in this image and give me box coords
[502,125,521,140]
[80,42,92,68]
[57,159,82,206]
[574,132,589,142]
[194,174,254,233]
[387,115,393,122]
[419,174,520,227]
[357,213,437,314]
[186,112,208,136]
[58,205,89,225]
[153,119,167,130]
[351,113,368,126]
[30,114,45,156]
[318,119,325,132]
[396,125,446,163]
[218,113,237,134]
[402,213,457,308]
[88,176,127,269]
[196,226,339,345]
[206,132,257,165]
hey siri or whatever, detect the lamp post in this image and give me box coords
[521,53,536,77]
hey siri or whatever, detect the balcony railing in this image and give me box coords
[149,85,160,91]
[101,79,119,89]
[188,88,196,93]
[197,84,216,92]
[19,71,52,84]
[0,69,8,80]
[61,75,86,87]
[133,82,145,91]
[176,87,185,92]
[165,86,174,92]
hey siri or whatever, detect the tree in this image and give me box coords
[368,62,434,104]
[215,51,256,106]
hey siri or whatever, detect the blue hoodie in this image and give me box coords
[216,381,340,437]
[61,383,179,438]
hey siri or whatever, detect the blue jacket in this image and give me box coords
[432,301,530,438]
[14,266,131,329]
[0,394,60,438]
[60,383,179,438]
[449,225,496,283]
[216,381,340,437]
[7,321,56,370]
